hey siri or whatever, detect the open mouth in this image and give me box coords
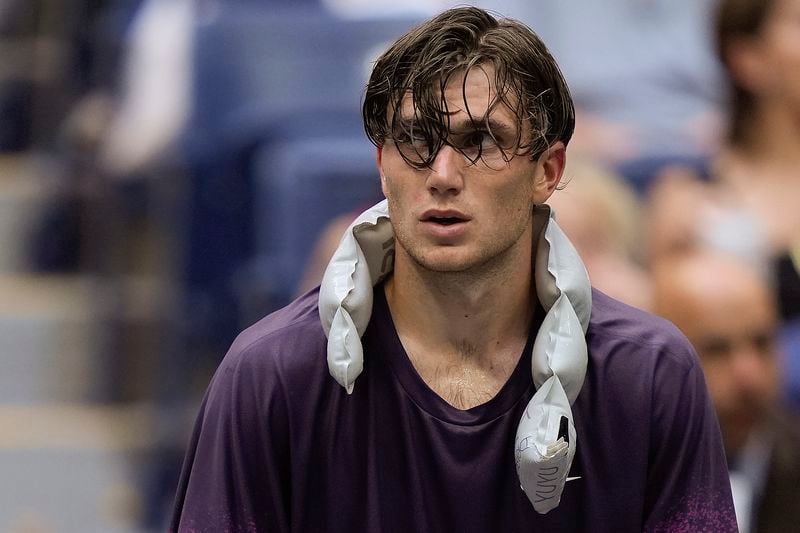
[428,216,464,226]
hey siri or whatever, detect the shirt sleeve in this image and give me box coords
[169,343,291,533]
[642,337,738,532]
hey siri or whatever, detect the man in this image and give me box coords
[171,7,736,532]
[653,252,800,532]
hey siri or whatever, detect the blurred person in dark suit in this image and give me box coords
[653,251,800,533]
[546,157,653,311]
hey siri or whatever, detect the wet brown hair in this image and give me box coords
[362,6,574,168]
[715,0,778,146]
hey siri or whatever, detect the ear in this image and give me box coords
[532,141,566,204]
[377,145,389,197]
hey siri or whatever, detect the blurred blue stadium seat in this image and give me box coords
[249,134,382,306]
[188,3,420,161]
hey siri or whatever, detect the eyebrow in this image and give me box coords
[394,115,517,136]
[453,117,516,136]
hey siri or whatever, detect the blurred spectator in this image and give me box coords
[24,0,146,273]
[546,157,653,310]
[296,210,362,296]
[653,251,800,533]
[98,0,193,178]
[647,0,800,322]
[0,0,139,153]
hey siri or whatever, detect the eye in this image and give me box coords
[407,135,429,149]
[750,332,775,355]
[464,130,496,149]
[699,337,733,360]
[391,127,432,165]
[392,129,428,149]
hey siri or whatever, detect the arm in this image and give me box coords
[643,339,738,532]
[170,344,291,533]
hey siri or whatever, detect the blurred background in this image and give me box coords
[0,0,798,531]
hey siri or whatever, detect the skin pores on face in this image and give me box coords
[377,64,554,279]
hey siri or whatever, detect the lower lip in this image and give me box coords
[420,220,470,239]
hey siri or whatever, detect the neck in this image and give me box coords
[384,224,535,367]
[733,100,800,171]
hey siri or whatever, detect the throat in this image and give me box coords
[435,366,498,410]
[408,346,522,410]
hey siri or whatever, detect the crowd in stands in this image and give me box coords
[1,0,798,530]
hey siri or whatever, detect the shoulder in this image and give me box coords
[587,288,698,375]
[171,294,327,532]
[583,289,705,414]
[213,288,328,395]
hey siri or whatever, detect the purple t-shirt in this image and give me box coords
[171,286,737,532]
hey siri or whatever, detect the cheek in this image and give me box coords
[381,176,415,220]
[381,171,404,198]
[497,174,535,213]
[379,161,401,201]
[768,28,800,85]
[379,149,415,200]
[701,362,733,402]
[758,357,781,395]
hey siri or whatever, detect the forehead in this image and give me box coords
[680,280,776,343]
[395,64,519,124]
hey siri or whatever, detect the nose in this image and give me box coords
[426,145,464,195]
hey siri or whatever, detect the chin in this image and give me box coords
[416,246,514,276]
[415,254,477,273]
